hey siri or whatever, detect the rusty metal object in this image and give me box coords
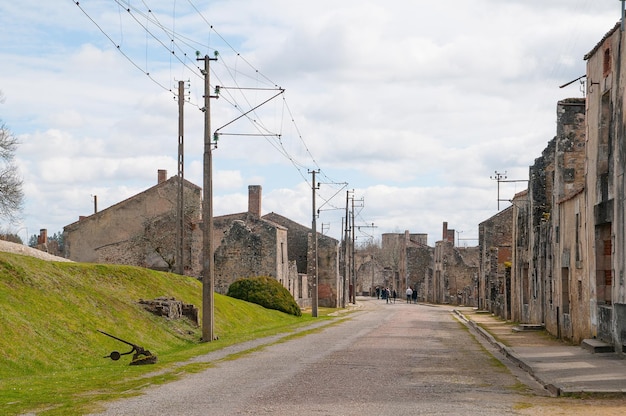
[98,330,157,365]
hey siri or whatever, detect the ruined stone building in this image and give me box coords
[433,223,479,306]
[355,250,388,297]
[64,170,202,275]
[406,242,435,303]
[508,99,586,337]
[262,211,340,308]
[546,99,587,341]
[488,18,626,351]
[33,229,63,257]
[583,22,626,348]
[356,225,476,306]
[63,177,331,308]
[510,189,530,324]
[478,207,513,318]
[376,231,431,297]
[212,190,292,296]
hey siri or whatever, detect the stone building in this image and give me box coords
[213,186,307,304]
[33,229,63,257]
[212,213,291,295]
[262,211,340,308]
[584,22,626,348]
[478,207,513,319]
[433,223,479,306]
[548,98,588,342]
[500,19,626,348]
[510,189,530,324]
[378,231,430,295]
[363,226,475,305]
[406,243,434,303]
[63,177,317,307]
[509,98,587,339]
[355,251,387,297]
[509,138,556,327]
[63,170,202,275]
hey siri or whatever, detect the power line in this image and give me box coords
[72,0,350,216]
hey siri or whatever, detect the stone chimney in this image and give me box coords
[248,185,262,217]
[38,229,48,245]
[158,169,167,184]
[442,222,455,245]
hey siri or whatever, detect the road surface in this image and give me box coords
[90,298,547,415]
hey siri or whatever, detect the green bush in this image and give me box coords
[227,276,302,317]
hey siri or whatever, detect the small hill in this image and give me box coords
[0,251,310,415]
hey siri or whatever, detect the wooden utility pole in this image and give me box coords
[176,80,185,276]
[198,53,217,342]
[310,170,319,317]
[351,194,356,304]
[343,190,352,308]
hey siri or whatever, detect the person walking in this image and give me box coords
[412,287,418,304]
[392,289,397,303]
[406,286,413,303]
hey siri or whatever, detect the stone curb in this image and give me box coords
[452,309,560,396]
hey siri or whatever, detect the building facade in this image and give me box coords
[262,211,340,308]
[64,170,202,275]
[478,208,513,318]
[584,22,626,348]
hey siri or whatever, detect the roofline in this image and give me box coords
[584,21,621,61]
[64,175,199,229]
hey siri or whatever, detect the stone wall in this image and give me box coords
[213,215,288,295]
[263,212,340,308]
[138,297,198,325]
[406,246,434,302]
[478,207,513,318]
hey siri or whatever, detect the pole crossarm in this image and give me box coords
[317,182,348,212]
[213,89,284,137]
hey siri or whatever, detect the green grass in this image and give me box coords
[0,252,330,415]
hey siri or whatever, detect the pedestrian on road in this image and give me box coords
[406,287,413,303]
[385,287,390,303]
[392,289,397,303]
[411,288,417,304]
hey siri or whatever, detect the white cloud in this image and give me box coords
[0,0,621,245]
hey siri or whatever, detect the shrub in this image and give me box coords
[227,276,302,317]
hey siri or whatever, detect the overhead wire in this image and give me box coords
[73,0,367,229]
[71,1,172,92]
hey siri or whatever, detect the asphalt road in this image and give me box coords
[90,298,546,416]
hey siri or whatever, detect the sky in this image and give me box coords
[0,0,621,247]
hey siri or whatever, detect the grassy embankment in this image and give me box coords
[0,252,330,415]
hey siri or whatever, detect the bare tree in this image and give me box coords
[0,91,24,222]
[133,190,200,273]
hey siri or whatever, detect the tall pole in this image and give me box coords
[176,80,185,276]
[310,170,319,317]
[351,194,356,304]
[342,191,351,308]
[490,170,507,210]
[199,54,217,342]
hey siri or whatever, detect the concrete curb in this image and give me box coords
[452,309,560,396]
